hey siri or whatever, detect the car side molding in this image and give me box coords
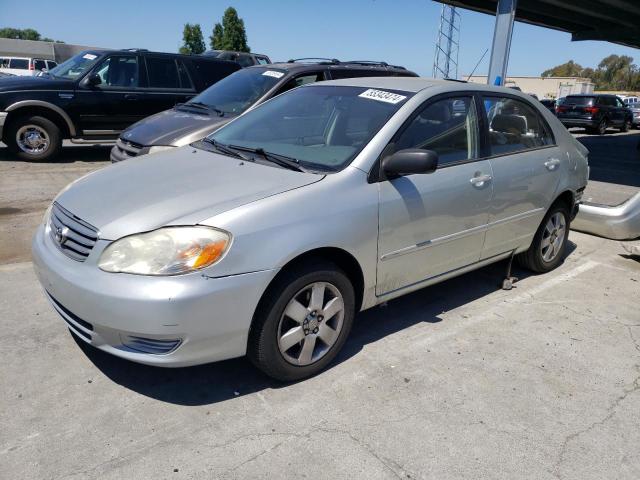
[572,193,640,240]
[6,100,77,136]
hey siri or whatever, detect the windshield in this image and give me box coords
[48,51,102,80]
[184,67,286,116]
[564,96,595,106]
[207,85,413,172]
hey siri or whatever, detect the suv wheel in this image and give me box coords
[620,119,631,132]
[596,118,608,135]
[6,115,62,162]
[248,260,355,382]
[517,203,570,273]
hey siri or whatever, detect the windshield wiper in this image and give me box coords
[202,138,251,160]
[228,145,305,172]
[179,101,225,117]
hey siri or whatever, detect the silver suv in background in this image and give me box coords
[203,50,271,67]
[34,78,588,381]
[110,59,417,162]
[0,56,58,76]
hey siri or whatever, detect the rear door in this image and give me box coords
[138,55,196,117]
[479,94,560,259]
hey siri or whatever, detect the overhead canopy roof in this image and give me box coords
[436,0,640,50]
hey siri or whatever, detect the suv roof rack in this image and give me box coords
[121,48,149,52]
[341,60,408,70]
[287,57,340,65]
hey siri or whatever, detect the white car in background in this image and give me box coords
[0,57,58,76]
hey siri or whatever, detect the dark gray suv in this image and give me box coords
[110,59,417,162]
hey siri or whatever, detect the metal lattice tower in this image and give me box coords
[432,4,461,79]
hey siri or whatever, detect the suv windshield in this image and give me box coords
[564,96,595,106]
[183,67,285,116]
[48,51,102,80]
[206,85,412,172]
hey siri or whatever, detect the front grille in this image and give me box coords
[114,138,143,160]
[123,336,182,355]
[49,203,99,262]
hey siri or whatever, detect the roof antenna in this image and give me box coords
[466,48,489,82]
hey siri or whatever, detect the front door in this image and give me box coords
[479,94,561,259]
[73,54,143,136]
[376,95,493,296]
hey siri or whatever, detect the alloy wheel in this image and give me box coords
[16,125,50,155]
[540,212,566,263]
[277,281,345,366]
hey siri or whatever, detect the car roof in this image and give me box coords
[258,61,414,75]
[306,76,543,96]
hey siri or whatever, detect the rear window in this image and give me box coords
[9,59,29,69]
[564,96,595,106]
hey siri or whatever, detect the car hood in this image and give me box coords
[55,146,322,240]
[0,75,74,92]
[120,108,235,147]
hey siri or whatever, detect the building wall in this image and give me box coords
[0,38,104,63]
[466,75,594,99]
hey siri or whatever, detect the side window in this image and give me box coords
[616,97,625,107]
[395,96,479,166]
[34,59,47,71]
[255,56,270,65]
[482,96,554,156]
[275,72,324,95]
[177,60,193,90]
[94,55,138,88]
[9,59,29,69]
[236,54,254,68]
[46,60,58,69]
[145,57,180,88]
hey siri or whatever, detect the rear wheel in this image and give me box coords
[596,118,608,135]
[5,115,62,162]
[248,261,355,382]
[517,203,570,273]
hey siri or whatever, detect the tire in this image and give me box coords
[620,119,631,132]
[248,260,356,382]
[517,202,570,274]
[5,115,62,162]
[596,118,608,135]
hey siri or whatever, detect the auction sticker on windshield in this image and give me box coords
[83,53,98,60]
[358,89,407,104]
[262,70,285,79]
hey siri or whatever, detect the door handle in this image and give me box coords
[544,158,561,171]
[470,173,492,187]
[124,94,138,100]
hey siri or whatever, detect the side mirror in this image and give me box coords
[382,149,438,178]
[83,73,102,87]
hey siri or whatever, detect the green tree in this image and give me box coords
[179,23,206,55]
[0,27,64,43]
[210,23,224,50]
[542,60,584,78]
[209,7,250,52]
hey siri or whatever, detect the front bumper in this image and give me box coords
[0,111,8,141]
[32,224,276,367]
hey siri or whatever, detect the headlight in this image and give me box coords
[98,226,231,275]
[147,145,175,155]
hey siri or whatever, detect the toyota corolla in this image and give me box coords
[33,77,589,381]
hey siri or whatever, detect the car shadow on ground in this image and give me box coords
[573,129,640,188]
[0,144,112,163]
[73,243,576,406]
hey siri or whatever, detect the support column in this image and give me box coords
[486,0,518,86]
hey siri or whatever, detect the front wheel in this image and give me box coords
[5,115,62,162]
[596,119,608,135]
[248,261,355,382]
[620,119,631,132]
[517,203,570,273]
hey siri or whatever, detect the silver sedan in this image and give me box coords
[33,77,589,381]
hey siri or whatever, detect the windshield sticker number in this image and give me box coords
[359,89,407,104]
[262,70,284,79]
[82,54,97,60]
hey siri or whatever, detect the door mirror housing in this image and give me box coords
[83,73,102,87]
[382,149,438,178]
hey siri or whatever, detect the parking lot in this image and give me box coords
[1,132,639,479]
